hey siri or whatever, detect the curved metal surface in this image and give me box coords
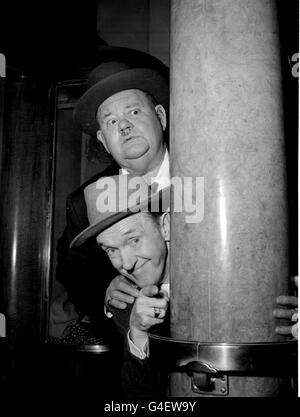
[0,76,53,349]
[150,334,298,375]
[44,343,111,354]
[169,0,293,397]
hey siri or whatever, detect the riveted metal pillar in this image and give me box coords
[169,0,292,396]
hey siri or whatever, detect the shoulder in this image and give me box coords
[64,161,119,229]
[68,161,120,203]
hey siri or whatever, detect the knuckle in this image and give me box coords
[141,317,148,327]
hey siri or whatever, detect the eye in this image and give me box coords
[107,118,117,126]
[129,237,141,247]
[131,109,140,116]
[105,247,118,257]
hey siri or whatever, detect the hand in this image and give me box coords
[129,285,169,348]
[105,275,140,310]
[273,276,298,338]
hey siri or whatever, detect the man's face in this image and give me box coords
[96,89,166,175]
[96,212,169,288]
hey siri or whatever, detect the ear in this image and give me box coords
[155,104,167,131]
[96,130,110,154]
[160,211,170,241]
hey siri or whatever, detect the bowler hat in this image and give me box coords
[70,174,170,248]
[74,60,169,136]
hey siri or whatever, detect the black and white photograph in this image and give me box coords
[0,0,298,409]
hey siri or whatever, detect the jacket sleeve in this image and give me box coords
[112,308,168,398]
[120,335,168,398]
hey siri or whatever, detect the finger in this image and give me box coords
[137,296,169,310]
[110,274,137,287]
[117,281,140,297]
[108,299,127,310]
[110,290,135,304]
[275,325,293,336]
[140,287,169,304]
[136,305,167,321]
[140,307,166,321]
[276,295,298,306]
[141,285,159,297]
[109,276,139,296]
[273,308,294,319]
[152,306,167,319]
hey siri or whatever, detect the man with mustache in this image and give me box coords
[54,54,170,339]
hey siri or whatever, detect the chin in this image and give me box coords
[125,150,150,164]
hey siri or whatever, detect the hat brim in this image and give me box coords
[69,186,170,249]
[74,68,169,136]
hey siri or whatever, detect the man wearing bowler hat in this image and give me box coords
[55,50,170,339]
[70,174,171,397]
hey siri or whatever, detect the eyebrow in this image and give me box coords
[123,228,138,236]
[101,103,143,120]
[99,243,117,253]
[101,111,113,120]
[125,103,142,109]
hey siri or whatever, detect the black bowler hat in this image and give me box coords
[69,173,170,249]
[73,48,169,136]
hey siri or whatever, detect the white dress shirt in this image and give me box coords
[121,149,170,191]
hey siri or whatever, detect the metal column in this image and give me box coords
[168,0,294,396]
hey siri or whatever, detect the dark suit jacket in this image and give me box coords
[56,161,120,334]
[112,303,170,398]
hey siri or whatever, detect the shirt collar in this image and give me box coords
[160,282,170,297]
[121,149,170,191]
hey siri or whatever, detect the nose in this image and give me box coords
[120,247,137,274]
[119,118,133,136]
